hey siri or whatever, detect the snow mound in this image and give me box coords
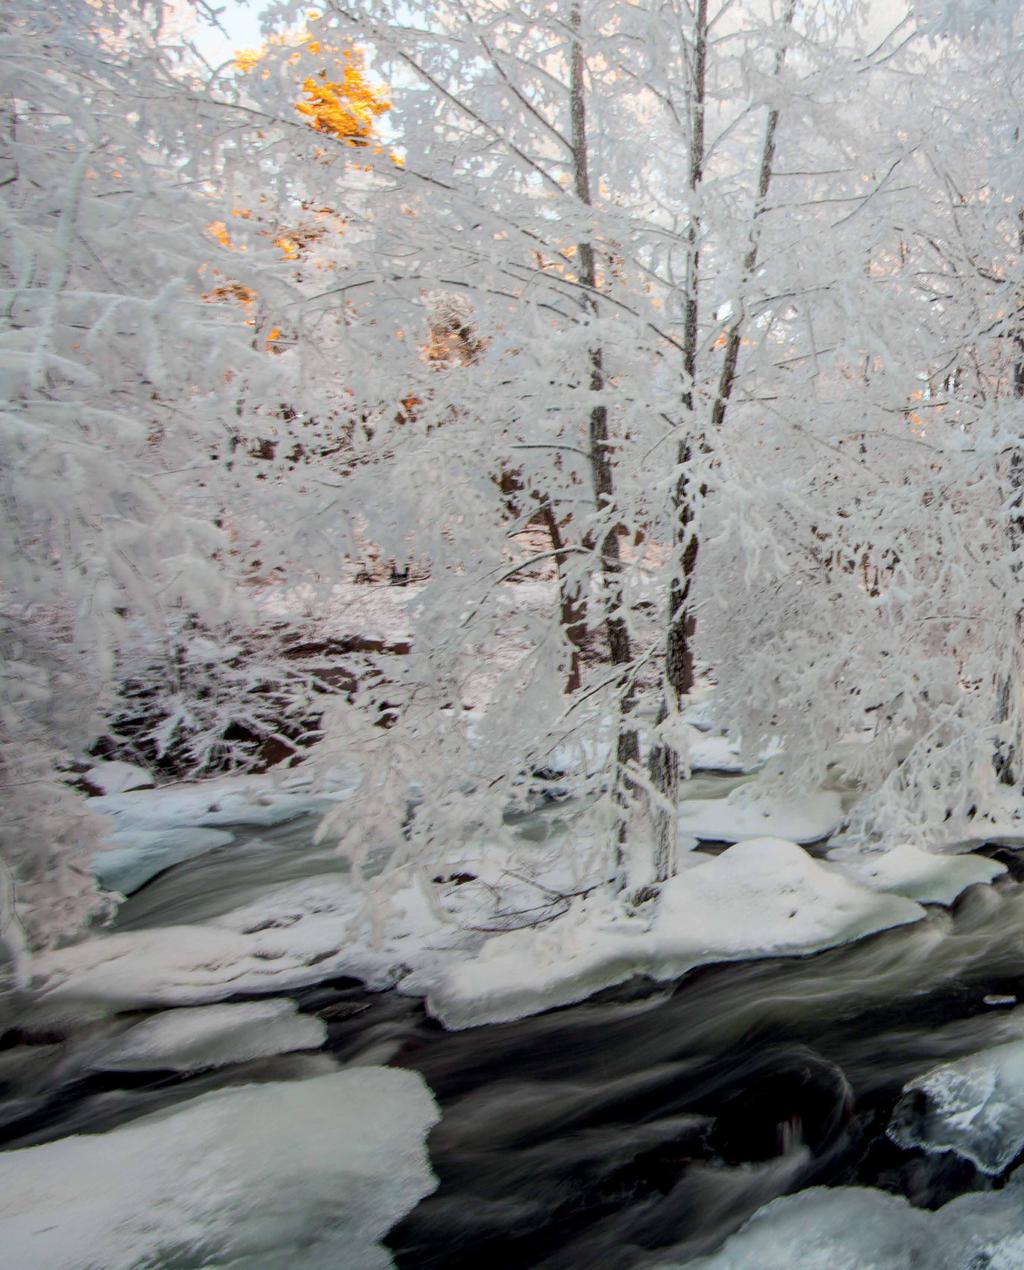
[28,873,464,1012]
[82,761,153,794]
[93,999,326,1072]
[29,879,366,1011]
[92,827,235,894]
[0,1066,438,1270]
[426,839,924,1030]
[831,843,1006,906]
[675,1180,1024,1269]
[92,766,360,836]
[685,727,782,775]
[888,1025,1024,1173]
[678,790,843,844]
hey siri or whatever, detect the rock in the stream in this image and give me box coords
[0,1067,439,1269]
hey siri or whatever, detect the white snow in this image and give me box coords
[424,839,924,1030]
[92,827,235,894]
[91,772,350,834]
[685,727,782,774]
[29,878,366,1012]
[830,842,1006,906]
[82,760,153,794]
[92,999,326,1071]
[674,1180,1024,1270]
[677,790,843,844]
[27,871,474,1013]
[86,766,361,895]
[0,1066,439,1270]
[888,1022,1024,1173]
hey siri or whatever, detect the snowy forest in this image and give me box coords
[9,0,1024,1264]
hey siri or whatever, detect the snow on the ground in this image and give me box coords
[92,999,326,1072]
[830,842,1006,906]
[546,724,775,780]
[255,579,417,646]
[677,790,844,844]
[82,761,153,794]
[683,725,783,775]
[0,1066,438,1270]
[423,839,924,1030]
[674,1178,1024,1269]
[888,1019,1024,1173]
[927,783,1024,852]
[92,827,235,895]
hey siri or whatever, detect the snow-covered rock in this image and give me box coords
[831,843,1006,907]
[888,1025,1024,1173]
[92,827,235,895]
[29,879,364,1011]
[675,1180,1024,1269]
[91,766,361,836]
[678,790,843,845]
[0,1066,439,1270]
[425,839,924,1030]
[27,873,467,1013]
[685,728,782,775]
[92,999,326,1072]
[82,761,153,794]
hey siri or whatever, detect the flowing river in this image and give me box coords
[2,804,1024,1268]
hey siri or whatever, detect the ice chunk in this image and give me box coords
[92,827,235,894]
[93,999,326,1072]
[832,842,1005,906]
[426,839,924,1030]
[673,1177,1024,1269]
[0,1066,438,1270]
[678,790,843,844]
[888,1027,1024,1173]
[677,1187,936,1268]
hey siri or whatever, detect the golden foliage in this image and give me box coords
[236,25,390,148]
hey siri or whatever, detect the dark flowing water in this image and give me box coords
[3,815,1024,1269]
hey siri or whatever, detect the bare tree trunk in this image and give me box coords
[648,0,797,881]
[709,0,798,431]
[648,0,709,882]
[537,498,587,693]
[570,6,640,869]
[995,208,1024,784]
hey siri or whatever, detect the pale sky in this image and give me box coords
[191,0,270,63]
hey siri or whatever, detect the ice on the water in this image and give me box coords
[426,838,924,1030]
[888,1023,1024,1173]
[91,765,361,835]
[0,1066,438,1270]
[93,999,326,1072]
[87,766,361,895]
[675,1176,1024,1269]
[92,827,235,895]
